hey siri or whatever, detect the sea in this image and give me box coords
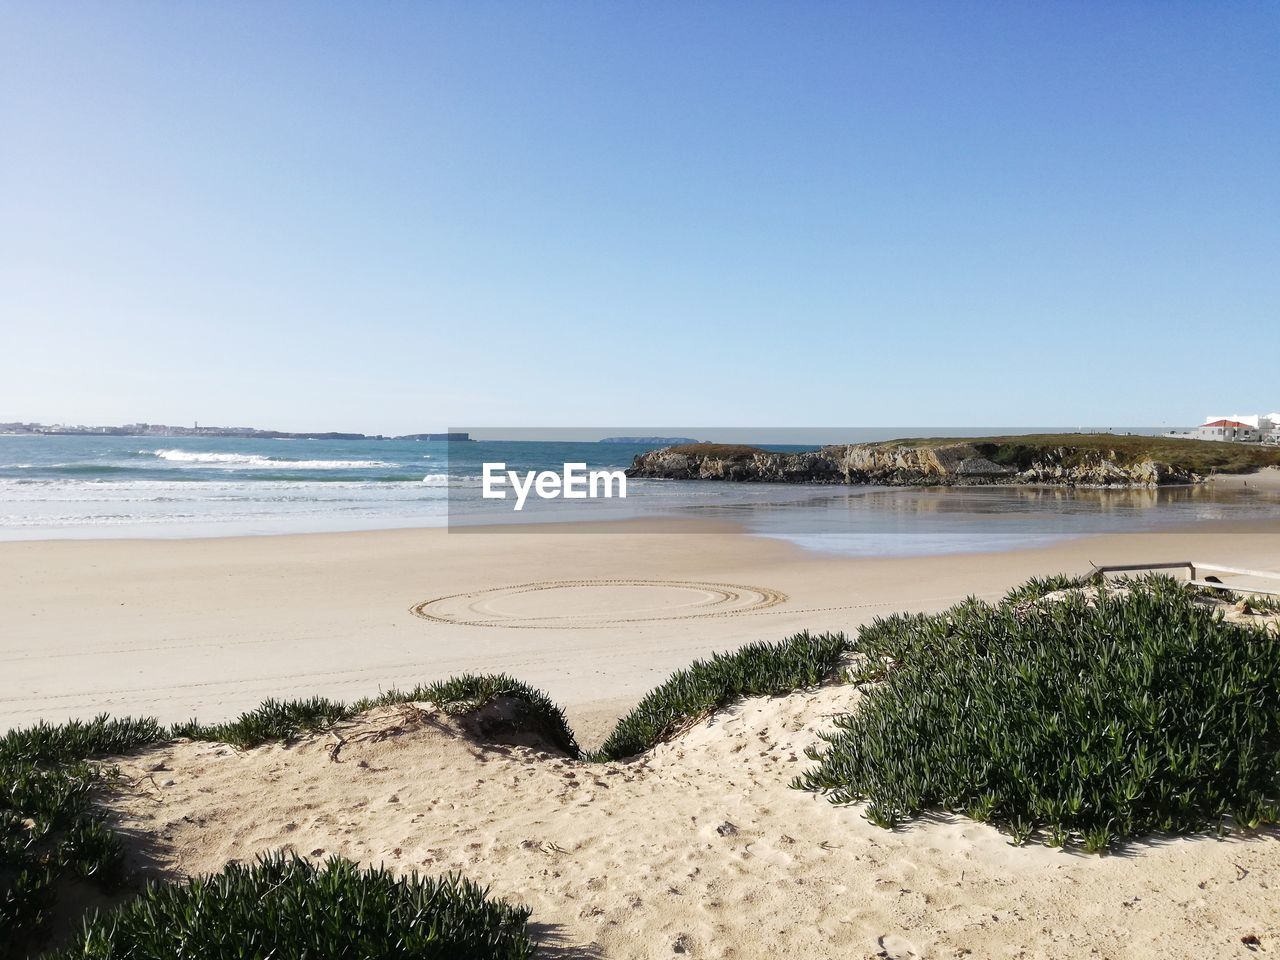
[1,434,1277,556]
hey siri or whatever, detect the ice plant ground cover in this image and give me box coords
[591,630,851,761]
[44,853,534,960]
[798,575,1280,852]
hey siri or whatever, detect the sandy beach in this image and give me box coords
[7,519,1280,957]
[4,518,1280,744]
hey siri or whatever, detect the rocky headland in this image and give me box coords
[625,439,1219,487]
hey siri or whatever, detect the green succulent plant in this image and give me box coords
[797,575,1280,853]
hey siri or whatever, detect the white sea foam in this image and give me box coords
[0,478,433,502]
[421,473,450,485]
[150,449,393,469]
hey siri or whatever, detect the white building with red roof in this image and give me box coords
[1192,414,1279,443]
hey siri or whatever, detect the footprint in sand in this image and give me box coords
[876,933,922,959]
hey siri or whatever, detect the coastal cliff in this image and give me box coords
[626,440,1205,487]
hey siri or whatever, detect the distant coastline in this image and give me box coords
[597,436,700,445]
[0,422,471,442]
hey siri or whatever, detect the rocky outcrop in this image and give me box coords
[626,443,1201,488]
[624,448,842,483]
[828,444,1019,484]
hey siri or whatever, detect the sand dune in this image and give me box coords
[102,689,1280,960]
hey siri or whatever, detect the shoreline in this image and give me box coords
[3,461,1278,546]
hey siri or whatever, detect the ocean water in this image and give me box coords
[1,435,1277,555]
[0,435,703,538]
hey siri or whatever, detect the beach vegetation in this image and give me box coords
[171,696,353,750]
[1000,572,1097,605]
[0,715,167,767]
[166,678,579,756]
[882,433,1280,475]
[0,687,559,955]
[45,852,533,960]
[592,630,850,761]
[1,716,168,950]
[161,635,849,767]
[663,443,780,459]
[362,674,580,758]
[797,575,1280,851]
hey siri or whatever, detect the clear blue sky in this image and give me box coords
[2,2,1276,433]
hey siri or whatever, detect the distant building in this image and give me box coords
[1190,413,1280,443]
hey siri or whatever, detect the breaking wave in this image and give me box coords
[150,449,393,470]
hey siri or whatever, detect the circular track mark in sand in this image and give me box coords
[410,579,788,629]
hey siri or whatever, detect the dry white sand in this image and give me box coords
[4,518,1280,745]
[102,690,1280,960]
